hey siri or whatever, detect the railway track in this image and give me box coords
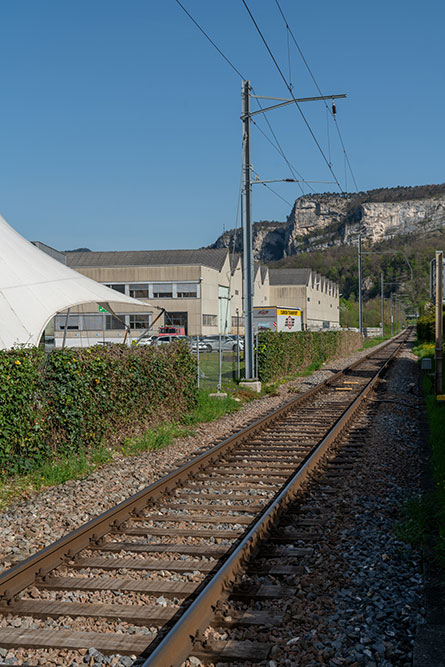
[0,331,410,666]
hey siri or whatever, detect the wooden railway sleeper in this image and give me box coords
[90,533,105,547]
[0,333,407,664]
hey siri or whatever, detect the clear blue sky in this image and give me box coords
[1,1,443,251]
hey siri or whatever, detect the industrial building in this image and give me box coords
[269,268,340,330]
[53,248,339,345]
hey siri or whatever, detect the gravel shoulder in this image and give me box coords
[204,339,426,666]
[0,344,374,573]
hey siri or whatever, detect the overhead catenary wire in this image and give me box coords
[252,169,294,207]
[250,105,312,195]
[174,0,245,80]
[241,0,344,193]
[273,0,359,192]
[174,0,313,195]
[261,183,293,207]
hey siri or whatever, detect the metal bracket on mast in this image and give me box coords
[240,81,346,380]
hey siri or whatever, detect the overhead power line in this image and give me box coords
[241,0,344,193]
[174,0,313,197]
[174,0,245,80]
[274,0,359,191]
[251,107,312,195]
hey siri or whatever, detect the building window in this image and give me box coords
[129,284,149,299]
[203,314,217,326]
[176,283,198,298]
[232,316,243,328]
[330,304,332,308]
[307,297,310,302]
[105,315,126,330]
[153,283,173,298]
[165,312,188,334]
[55,315,80,330]
[129,314,151,329]
[82,315,103,331]
[105,284,125,294]
[318,300,321,304]
[235,290,239,295]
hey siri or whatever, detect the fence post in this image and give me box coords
[218,334,222,392]
[196,336,200,390]
[435,250,443,394]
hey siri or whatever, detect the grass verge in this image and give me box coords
[397,341,445,572]
[0,389,244,509]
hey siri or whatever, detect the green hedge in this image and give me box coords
[416,313,445,342]
[0,342,197,478]
[257,330,363,383]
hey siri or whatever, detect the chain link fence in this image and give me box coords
[191,335,246,391]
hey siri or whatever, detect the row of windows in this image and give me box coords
[55,313,151,332]
[202,315,243,327]
[57,313,242,331]
[106,282,199,299]
[307,297,336,307]
[202,314,217,326]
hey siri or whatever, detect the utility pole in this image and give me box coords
[390,294,394,336]
[358,235,363,335]
[240,82,346,379]
[241,80,254,379]
[381,273,385,338]
[435,250,443,394]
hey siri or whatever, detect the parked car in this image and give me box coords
[224,336,244,352]
[190,339,212,353]
[201,335,244,352]
[155,334,189,346]
[136,334,158,346]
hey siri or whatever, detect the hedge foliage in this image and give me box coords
[257,330,363,383]
[0,342,197,479]
[416,313,445,342]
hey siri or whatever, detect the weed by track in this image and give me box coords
[398,341,445,573]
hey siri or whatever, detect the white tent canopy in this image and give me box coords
[0,215,154,350]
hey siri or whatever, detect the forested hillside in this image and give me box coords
[270,230,443,307]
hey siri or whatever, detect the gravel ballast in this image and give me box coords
[0,344,376,573]
[0,339,425,667]
[203,340,426,666]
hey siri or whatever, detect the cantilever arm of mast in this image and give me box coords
[246,93,347,118]
[252,178,335,185]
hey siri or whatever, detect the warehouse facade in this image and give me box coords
[56,248,339,345]
[269,268,340,330]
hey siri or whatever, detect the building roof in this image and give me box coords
[269,268,312,286]
[0,216,153,350]
[66,248,229,271]
[32,241,66,265]
[229,252,241,273]
[260,265,269,281]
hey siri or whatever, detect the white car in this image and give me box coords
[190,340,211,353]
[155,335,189,346]
[136,334,157,346]
[200,336,244,352]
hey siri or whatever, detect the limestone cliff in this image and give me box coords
[211,185,445,261]
[211,221,287,262]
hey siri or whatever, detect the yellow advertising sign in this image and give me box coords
[277,309,301,316]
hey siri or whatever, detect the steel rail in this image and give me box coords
[0,331,407,606]
[141,333,406,666]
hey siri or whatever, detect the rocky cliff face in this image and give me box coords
[211,221,287,262]
[211,190,445,261]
